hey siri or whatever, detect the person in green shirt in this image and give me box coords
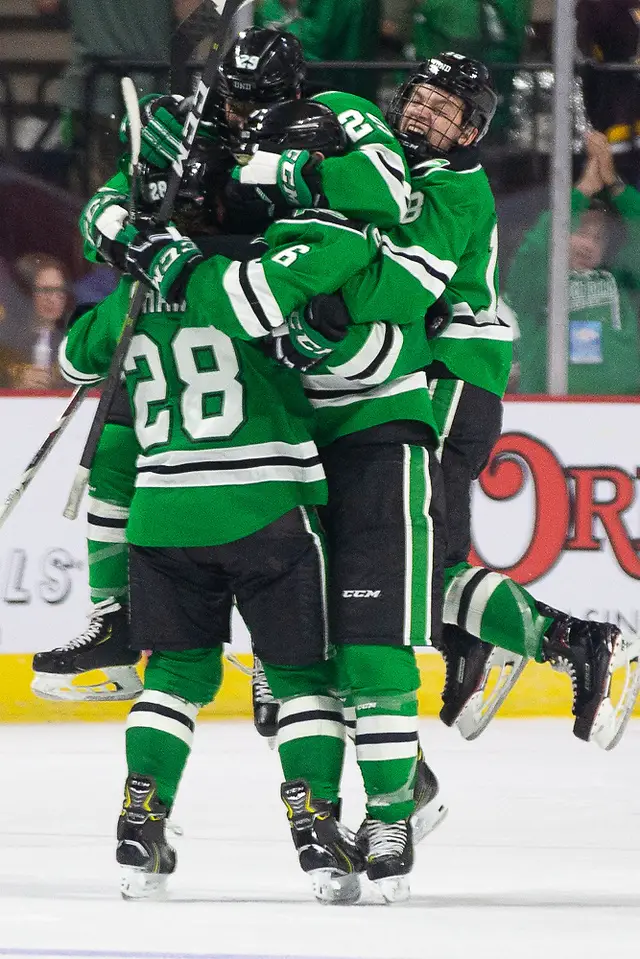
[507,130,640,395]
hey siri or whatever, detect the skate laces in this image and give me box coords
[366,819,408,860]
[252,657,276,704]
[57,598,121,652]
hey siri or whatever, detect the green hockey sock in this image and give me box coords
[263,659,345,804]
[444,562,554,662]
[339,645,420,823]
[126,647,222,809]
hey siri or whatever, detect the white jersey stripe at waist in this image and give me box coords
[136,439,319,469]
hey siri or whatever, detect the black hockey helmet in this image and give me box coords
[387,52,498,161]
[237,99,348,158]
[137,140,234,225]
[219,28,305,105]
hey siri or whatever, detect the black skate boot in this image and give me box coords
[281,779,364,904]
[539,603,639,749]
[438,624,526,739]
[252,656,279,740]
[411,744,448,843]
[31,598,141,702]
[116,774,176,900]
[357,817,413,904]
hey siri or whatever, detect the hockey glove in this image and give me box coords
[79,187,137,268]
[260,328,325,373]
[119,93,217,171]
[236,147,325,208]
[424,296,452,340]
[286,293,351,361]
[124,225,203,302]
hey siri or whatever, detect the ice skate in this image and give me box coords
[411,745,448,843]
[116,774,176,900]
[438,625,526,739]
[540,604,640,750]
[358,817,413,904]
[252,656,279,742]
[31,599,141,702]
[281,779,364,904]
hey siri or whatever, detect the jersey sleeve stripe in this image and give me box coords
[246,260,285,329]
[275,210,367,237]
[381,245,447,299]
[358,143,411,220]
[222,261,271,338]
[439,324,513,342]
[57,339,102,384]
[303,371,428,408]
[328,323,404,385]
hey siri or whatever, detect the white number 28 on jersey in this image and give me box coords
[124,328,244,450]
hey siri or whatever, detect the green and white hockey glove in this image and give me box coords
[286,293,350,361]
[124,224,204,302]
[237,147,325,208]
[261,327,325,373]
[119,93,218,171]
[79,186,137,268]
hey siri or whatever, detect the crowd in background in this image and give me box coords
[0,0,638,394]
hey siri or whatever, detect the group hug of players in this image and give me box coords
[29,28,640,904]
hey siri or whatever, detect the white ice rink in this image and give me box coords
[1,718,639,959]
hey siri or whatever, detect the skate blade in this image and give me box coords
[120,866,169,901]
[31,667,143,703]
[455,651,528,741]
[373,875,410,904]
[411,799,448,845]
[309,868,361,905]
[589,636,640,751]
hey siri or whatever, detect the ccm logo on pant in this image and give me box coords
[342,590,381,598]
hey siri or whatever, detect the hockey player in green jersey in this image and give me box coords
[32,26,411,722]
[280,55,639,760]
[58,101,384,900]
[378,53,640,750]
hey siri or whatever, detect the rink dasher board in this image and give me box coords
[0,394,637,722]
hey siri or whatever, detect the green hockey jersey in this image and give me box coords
[401,153,511,398]
[297,150,510,445]
[61,277,326,548]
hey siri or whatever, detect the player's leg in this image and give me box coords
[429,376,527,734]
[116,543,231,900]
[433,378,640,748]
[230,507,363,904]
[324,440,447,903]
[31,416,141,701]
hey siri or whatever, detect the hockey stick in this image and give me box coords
[0,385,87,530]
[62,75,143,520]
[63,0,248,520]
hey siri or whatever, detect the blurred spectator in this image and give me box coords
[8,254,72,391]
[577,0,640,183]
[408,1,533,136]
[505,131,640,395]
[52,0,205,195]
[253,0,381,101]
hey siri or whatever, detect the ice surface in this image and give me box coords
[0,719,639,959]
